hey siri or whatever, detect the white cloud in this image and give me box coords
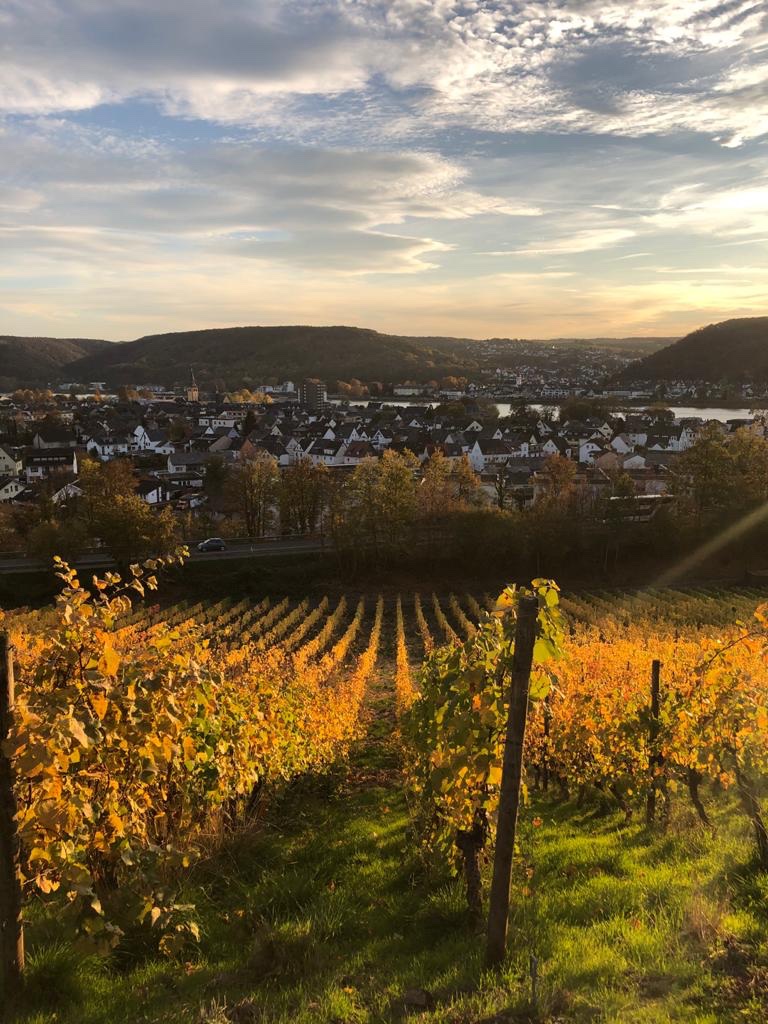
[502,228,637,255]
[0,120,502,274]
[0,1,765,146]
[2,1,768,338]
[649,180,768,235]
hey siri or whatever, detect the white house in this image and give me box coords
[578,440,604,464]
[468,439,513,472]
[137,480,170,505]
[86,435,132,460]
[0,477,25,502]
[304,440,347,466]
[0,446,22,477]
[610,434,634,455]
[25,448,79,482]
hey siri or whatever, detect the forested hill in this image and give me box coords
[0,335,110,386]
[63,325,483,386]
[618,317,768,382]
[0,325,673,387]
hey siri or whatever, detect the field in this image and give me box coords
[2,575,768,1023]
[16,581,768,662]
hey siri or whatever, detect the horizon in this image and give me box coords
[2,2,767,339]
[2,322,684,345]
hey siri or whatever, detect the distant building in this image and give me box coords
[300,378,328,413]
[186,368,200,404]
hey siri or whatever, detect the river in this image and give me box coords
[330,398,755,423]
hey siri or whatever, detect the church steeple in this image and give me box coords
[186,367,199,403]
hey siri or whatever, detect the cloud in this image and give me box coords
[0,119,503,274]
[1,1,767,339]
[649,180,768,235]
[0,1,765,146]
[485,228,637,255]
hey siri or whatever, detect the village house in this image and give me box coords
[25,447,79,482]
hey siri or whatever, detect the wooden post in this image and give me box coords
[542,695,551,793]
[0,632,24,998]
[486,594,539,969]
[646,659,662,826]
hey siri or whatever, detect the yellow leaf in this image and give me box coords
[68,717,90,748]
[108,811,125,836]
[91,692,109,721]
[99,643,120,677]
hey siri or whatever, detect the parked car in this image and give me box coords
[197,537,227,552]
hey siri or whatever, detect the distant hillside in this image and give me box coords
[0,336,110,386]
[0,325,674,388]
[619,317,768,382]
[64,325,487,387]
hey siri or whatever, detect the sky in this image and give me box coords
[1,0,767,342]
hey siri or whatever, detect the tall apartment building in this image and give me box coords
[300,378,328,412]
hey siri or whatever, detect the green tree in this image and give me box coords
[204,455,231,498]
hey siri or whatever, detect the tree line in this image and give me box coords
[7,423,768,578]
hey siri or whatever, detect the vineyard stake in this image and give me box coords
[486,594,539,969]
[646,659,663,826]
[0,632,24,999]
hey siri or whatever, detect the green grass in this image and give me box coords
[10,675,768,1024]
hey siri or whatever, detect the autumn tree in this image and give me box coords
[0,504,23,553]
[674,424,737,516]
[75,457,177,566]
[418,452,482,552]
[727,429,768,509]
[537,454,577,504]
[78,458,137,528]
[527,455,581,575]
[419,451,454,524]
[493,465,510,510]
[228,452,279,538]
[330,450,418,565]
[279,459,329,535]
[94,495,177,568]
[377,449,419,555]
[26,518,89,562]
[451,454,482,507]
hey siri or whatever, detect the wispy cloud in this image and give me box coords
[0,1,766,338]
[1,1,766,144]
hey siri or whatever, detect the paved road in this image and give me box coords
[0,537,327,574]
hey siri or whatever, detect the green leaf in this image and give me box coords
[529,671,551,702]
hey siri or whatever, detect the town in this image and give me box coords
[0,368,762,567]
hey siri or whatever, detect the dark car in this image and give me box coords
[197,537,227,552]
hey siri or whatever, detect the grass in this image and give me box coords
[9,670,768,1024]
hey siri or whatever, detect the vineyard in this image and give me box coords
[2,567,768,1023]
